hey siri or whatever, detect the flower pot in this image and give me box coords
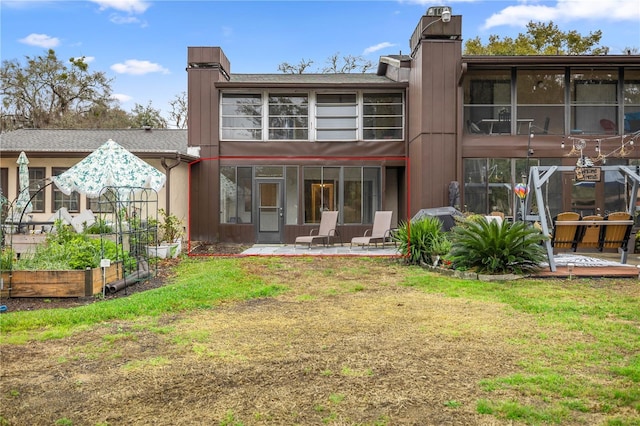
[146,244,170,259]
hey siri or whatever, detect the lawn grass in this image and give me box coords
[1,257,638,425]
[0,257,286,344]
[403,268,640,425]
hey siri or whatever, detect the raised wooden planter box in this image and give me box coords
[9,234,47,256]
[0,262,123,298]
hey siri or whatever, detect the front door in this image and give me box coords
[256,180,283,243]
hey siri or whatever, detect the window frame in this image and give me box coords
[52,167,80,213]
[219,90,405,142]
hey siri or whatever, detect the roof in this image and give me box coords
[0,128,195,160]
[217,73,408,88]
[462,54,640,68]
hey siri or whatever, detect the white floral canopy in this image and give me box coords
[52,139,166,198]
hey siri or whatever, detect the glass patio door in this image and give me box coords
[256,180,283,243]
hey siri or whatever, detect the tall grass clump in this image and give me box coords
[394,216,449,265]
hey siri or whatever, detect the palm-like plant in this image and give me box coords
[448,219,547,274]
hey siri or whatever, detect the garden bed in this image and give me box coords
[0,262,123,298]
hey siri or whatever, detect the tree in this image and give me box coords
[322,53,373,74]
[130,101,167,129]
[1,49,115,130]
[278,59,314,74]
[56,104,134,129]
[464,21,609,55]
[278,53,373,74]
[168,92,188,129]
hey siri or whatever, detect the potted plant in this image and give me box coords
[146,209,184,258]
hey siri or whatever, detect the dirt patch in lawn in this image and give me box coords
[0,257,619,425]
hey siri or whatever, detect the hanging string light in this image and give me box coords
[561,130,640,166]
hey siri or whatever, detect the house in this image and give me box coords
[0,128,195,234]
[3,7,638,248]
[186,6,640,244]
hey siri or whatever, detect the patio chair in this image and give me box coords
[551,212,581,251]
[600,119,616,134]
[600,212,633,250]
[350,211,394,250]
[294,210,340,249]
[576,215,602,249]
[497,109,511,134]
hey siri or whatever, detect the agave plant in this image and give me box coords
[448,218,547,275]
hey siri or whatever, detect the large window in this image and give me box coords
[220,166,252,224]
[221,94,262,140]
[268,94,308,140]
[303,166,380,224]
[571,69,618,135]
[463,70,511,135]
[221,91,403,141]
[624,69,640,133]
[52,167,80,213]
[465,67,640,136]
[516,69,564,135]
[315,94,358,140]
[363,93,403,140]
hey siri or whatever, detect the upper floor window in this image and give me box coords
[221,91,404,142]
[516,69,564,135]
[315,93,358,140]
[624,69,640,133]
[463,70,511,135]
[52,167,80,213]
[268,94,308,140]
[363,93,403,139]
[571,69,618,134]
[464,66,636,136]
[221,94,262,140]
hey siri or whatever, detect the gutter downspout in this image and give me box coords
[161,155,181,214]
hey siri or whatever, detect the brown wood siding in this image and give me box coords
[219,141,406,160]
[187,47,226,242]
[407,39,461,216]
[189,147,220,242]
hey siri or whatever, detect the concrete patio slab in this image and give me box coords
[241,244,402,256]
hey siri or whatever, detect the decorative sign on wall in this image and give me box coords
[575,167,601,182]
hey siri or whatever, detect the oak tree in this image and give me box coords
[464,21,609,55]
[1,49,117,130]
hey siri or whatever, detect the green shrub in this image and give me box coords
[394,216,447,265]
[84,219,114,234]
[448,218,547,275]
[13,230,134,271]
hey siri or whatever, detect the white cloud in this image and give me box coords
[363,42,396,55]
[19,33,59,48]
[110,59,170,75]
[110,15,141,24]
[112,93,132,103]
[90,0,150,14]
[483,0,640,29]
[222,26,233,38]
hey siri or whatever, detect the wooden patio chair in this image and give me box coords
[294,210,340,249]
[576,215,602,249]
[551,212,581,251]
[600,212,633,250]
[350,211,394,249]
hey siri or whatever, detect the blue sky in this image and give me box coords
[2,0,639,125]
